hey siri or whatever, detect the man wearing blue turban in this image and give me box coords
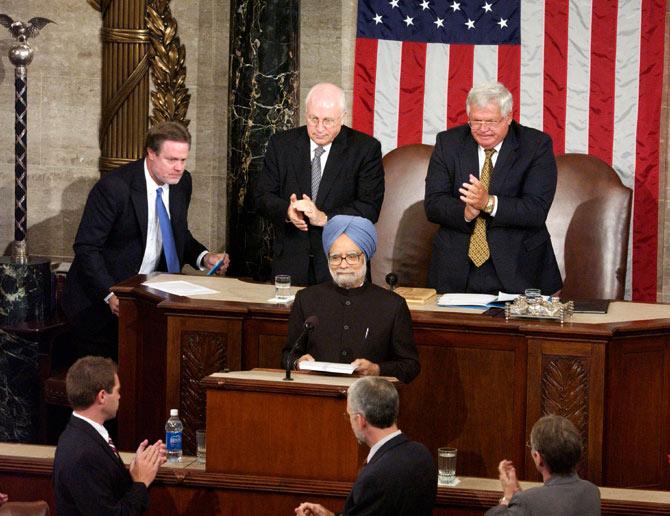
[282,215,420,383]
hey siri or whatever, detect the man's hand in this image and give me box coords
[129,439,166,487]
[295,354,315,369]
[497,459,521,501]
[295,502,334,516]
[352,358,380,376]
[203,252,230,275]
[0,492,8,505]
[293,194,328,227]
[287,193,309,231]
[108,293,120,316]
[459,174,489,211]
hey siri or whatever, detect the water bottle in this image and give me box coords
[165,408,183,462]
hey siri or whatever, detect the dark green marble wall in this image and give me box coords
[227,0,300,280]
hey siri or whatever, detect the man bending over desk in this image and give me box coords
[282,215,420,383]
[295,377,437,516]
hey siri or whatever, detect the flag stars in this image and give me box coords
[497,18,508,29]
[389,0,399,8]
[482,2,493,13]
[450,1,461,12]
[420,0,430,10]
[434,17,445,29]
[465,18,475,30]
[404,15,415,26]
[373,13,383,24]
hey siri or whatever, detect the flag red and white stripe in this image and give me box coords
[353,0,666,301]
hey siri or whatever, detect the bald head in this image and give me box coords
[305,83,346,146]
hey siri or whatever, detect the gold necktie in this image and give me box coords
[468,148,496,267]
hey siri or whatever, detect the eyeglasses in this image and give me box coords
[328,252,363,266]
[307,115,341,129]
[468,118,505,129]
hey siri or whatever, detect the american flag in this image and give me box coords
[352,0,666,301]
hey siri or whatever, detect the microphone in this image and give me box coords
[385,272,398,291]
[283,315,319,381]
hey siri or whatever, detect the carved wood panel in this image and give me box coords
[179,330,229,454]
[541,356,589,476]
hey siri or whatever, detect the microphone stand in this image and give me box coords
[284,318,316,381]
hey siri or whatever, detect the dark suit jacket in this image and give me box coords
[424,121,562,294]
[255,125,384,285]
[53,416,149,516]
[484,473,601,516]
[62,158,206,319]
[340,433,437,515]
[282,281,420,383]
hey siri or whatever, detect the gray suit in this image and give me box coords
[485,474,601,516]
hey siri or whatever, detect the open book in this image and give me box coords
[437,292,525,308]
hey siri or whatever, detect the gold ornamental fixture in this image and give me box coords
[146,0,191,126]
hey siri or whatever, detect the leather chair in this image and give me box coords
[374,145,632,299]
[548,153,632,299]
[0,501,50,516]
[373,144,438,287]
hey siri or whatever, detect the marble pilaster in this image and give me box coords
[227,0,300,280]
[0,328,39,442]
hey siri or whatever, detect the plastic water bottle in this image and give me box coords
[165,408,183,462]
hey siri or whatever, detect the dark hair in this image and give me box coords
[347,377,399,428]
[66,356,117,410]
[145,121,191,154]
[530,415,583,475]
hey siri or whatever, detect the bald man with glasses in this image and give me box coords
[256,83,385,286]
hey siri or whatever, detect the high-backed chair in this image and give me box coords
[547,153,632,300]
[373,144,438,287]
[374,146,632,299]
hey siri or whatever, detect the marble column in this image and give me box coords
[227,0,300,280]
[0,328,39,442]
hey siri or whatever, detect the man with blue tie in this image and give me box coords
[62,121,229,359]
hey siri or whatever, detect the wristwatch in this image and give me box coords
[483,195,495,214]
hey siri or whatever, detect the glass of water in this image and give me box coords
[275,275,291,301]
[196,429,206,464]
[438,447,457,485]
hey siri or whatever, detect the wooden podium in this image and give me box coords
[203,370,375,482]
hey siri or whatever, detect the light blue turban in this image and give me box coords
[322,215,377,260]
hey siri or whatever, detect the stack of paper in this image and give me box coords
[437,292,521,307]
[299,361,357,374]
[394,287,437,304]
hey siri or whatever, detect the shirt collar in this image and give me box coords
[143,158,168,194]
[72,411,110,442]
[367,429,402,463]
[310,139,333,154]
[478,140,504,154]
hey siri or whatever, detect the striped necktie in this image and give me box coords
[468,148,496,267]
[311,146,325,201]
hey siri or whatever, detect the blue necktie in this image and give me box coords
[156,187,180,273]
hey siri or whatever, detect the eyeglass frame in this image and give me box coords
[468,118,507,129]
[328,252,364,266]
[306,113,343,129]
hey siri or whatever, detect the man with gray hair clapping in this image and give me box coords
[486,414,600,515]
[295,377,437,516]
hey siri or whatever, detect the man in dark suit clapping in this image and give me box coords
[294,377,437,516]
[256,83,385,285]
[54,356,166,515]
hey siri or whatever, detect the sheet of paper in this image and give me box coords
[266,295,295,304]
[298,361,357,375]
[142,280,218,296]
[437,293,498,307]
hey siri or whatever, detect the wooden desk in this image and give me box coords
[1,443,669,515]
[113,274,670,489]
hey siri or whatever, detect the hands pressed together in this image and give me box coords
[459,174,489,221]
[288,194,328,230]
[294,502,334,516]
[497,459,521,504]
[129,439,167,487]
